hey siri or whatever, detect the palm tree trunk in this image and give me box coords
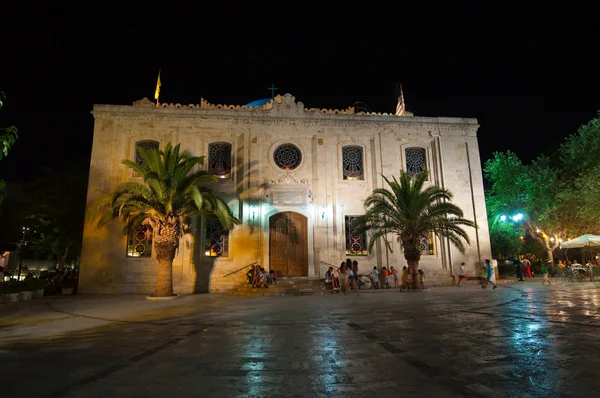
[407,260,419,289]
[153,224,179,297]
[403,238,421,290]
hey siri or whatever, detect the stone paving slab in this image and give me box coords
[1,283,600,397]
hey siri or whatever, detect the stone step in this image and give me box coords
[229,278,332,296]
[237,279,324,287]
[230,288,327,297]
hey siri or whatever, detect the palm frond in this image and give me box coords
[90,141,239,236]
[355,170,475,262]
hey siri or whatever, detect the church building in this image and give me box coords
[78,92,492,294]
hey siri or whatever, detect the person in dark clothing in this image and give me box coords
[515,259,524,281]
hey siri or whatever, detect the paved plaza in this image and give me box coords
[1,281,600,397]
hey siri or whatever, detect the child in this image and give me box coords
[391,266,400,289]
[370,266,380,289]
[407,270,414,289]
[457,262,467,287]
[400,266,408,291]
[271,269,277,284]
[382,267,390,288]
[418,269,425,289]
[257,267,269,288]
[325,266,340,291]
[269,269,277,285]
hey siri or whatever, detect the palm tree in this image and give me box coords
[91,142,239,297]
[352,171,475,288]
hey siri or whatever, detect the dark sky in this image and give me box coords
[1,5,599,182]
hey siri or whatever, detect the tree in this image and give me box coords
[557,114,600,234]
[20,165,89,267]
[352,171,475,288]
[0,91,18,212]
[91,142,239,297]
[561,114,600,178]
[484,151,566,266]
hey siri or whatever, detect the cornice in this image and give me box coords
[92,93,480,136]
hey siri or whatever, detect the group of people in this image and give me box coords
[246,264,277,288]
[456,259,498,288]
[325,260,426,295]
[325,259,361,296]
[515,257,553,285]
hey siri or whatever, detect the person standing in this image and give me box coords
[382,267,390,288]
[523,257,533,278]
[515,259,524,281]
[370,266,380,289]
[541,260,552,285]
[338,262,349,295]
[457,262,467,286]
[482,259,497,289]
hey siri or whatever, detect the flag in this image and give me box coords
[395,84,405,116]
[154,70,162,101]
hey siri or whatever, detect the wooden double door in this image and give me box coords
[269,212,308,277]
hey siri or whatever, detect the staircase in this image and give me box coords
[229,278,330,296]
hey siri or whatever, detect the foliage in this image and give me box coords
[556,115,600,234]
[484,151,564,260]
[0,280,21,294]
[20,166,88,266]
[0,91,19,213]
[487,210,523,258]
[91,142,239,297]
[484,114,600,261]
[0,92,18,161]
[352,171,475,286]
[93,142,238,233]
[560,115,600,178]
[23,277,47,291]
[560,164,600,231]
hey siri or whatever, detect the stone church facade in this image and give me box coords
[78,93,492,294]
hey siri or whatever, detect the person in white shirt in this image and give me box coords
[457,262,467,286]
[370,266,380,289]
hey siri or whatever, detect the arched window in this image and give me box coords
[135,140,159,167]
[204,216,229,257]
[208,142,232,178]
[405,147,427,176]
[342,146,364,180]
[126,223,153,258]
[345,215,368,256]
[418,233,435,256]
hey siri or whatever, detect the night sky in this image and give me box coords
[1,5,599,183]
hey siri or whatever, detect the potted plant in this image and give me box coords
[19,287,33,301]
[27,277,47,299]
[61,278,75,296]
[0,281,21,303]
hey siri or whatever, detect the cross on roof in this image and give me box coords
[268,83,278,99]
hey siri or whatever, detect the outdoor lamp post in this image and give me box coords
[499,213,524,222]
[499,213,526,260]
[17,226,30,281]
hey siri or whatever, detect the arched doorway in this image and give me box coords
[269,212,308,277]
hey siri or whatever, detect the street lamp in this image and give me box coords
[499,213,525,223]
[17,226,30,281]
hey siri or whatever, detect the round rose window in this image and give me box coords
[273,144,302,171]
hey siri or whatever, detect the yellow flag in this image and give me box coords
[154,70,162,100]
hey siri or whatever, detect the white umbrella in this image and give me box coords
[560,234,600,249]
